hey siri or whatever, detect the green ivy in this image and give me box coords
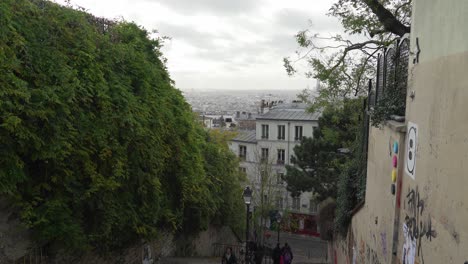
[0,0,244,252]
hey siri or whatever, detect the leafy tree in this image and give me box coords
[250,147,279,246]
[201,129,246,235]
[284,0,412,108]
[283,99,362,201]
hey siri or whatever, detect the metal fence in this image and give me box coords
[370,36,410,109]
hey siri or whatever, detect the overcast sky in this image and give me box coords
[54,0,343,91]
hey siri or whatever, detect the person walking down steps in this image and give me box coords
[272,243,282,264]
[222,247,237,264]
[281,243,293,264]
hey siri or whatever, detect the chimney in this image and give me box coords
[248,112,252,119]
[236,111,240,118]
[260,99,265,114]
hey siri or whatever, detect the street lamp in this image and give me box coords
[243,186,253,262]
[276,211,282,244]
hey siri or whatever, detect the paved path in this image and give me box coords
[263,231,328,264]
[159,257,219,264]
[160,232,328,264]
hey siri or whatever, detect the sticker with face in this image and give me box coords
[405,122,418,179]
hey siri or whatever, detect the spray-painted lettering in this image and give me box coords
[402,187,437,264]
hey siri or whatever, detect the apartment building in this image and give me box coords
[229,102,320,235]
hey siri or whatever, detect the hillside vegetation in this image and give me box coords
[0,0,244,251]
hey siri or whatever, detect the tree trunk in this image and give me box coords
[363,0,411,37]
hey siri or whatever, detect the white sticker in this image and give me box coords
[405,122,418,179]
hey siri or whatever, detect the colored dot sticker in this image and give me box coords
[391,183,396,195]
[392,168,397,183]
[393,141,399,154]
[392,155,398,168]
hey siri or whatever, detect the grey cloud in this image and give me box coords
[156,22,234,50]
[146,0,262,15]
[275,9,312,30]
[275,8,340,33]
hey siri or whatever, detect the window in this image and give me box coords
[276,197,283,209]
[239,167,247,174]
[261,124,269,139]
[294,126,303,141]
[277,125,285,140]
[277,172,284,184]
[261,148,269,161]
[239,145,247,160]
[292,196,301,210]
[310,199,318,213]
[260,170,267,181]
[277,149,285,164]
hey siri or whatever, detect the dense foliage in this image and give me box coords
[284,0,413,236]
[283,98,368,235]
[0,0,244,251]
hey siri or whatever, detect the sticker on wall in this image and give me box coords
[405,122,418,179]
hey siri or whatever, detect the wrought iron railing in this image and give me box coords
[369,35,410,121]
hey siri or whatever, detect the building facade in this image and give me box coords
[229,103,320,236]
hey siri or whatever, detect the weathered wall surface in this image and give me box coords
[50,231,175,264]
[332,123,406,264]
[396,0,468,263]
[51,225,240,263]
[0,198,33,263]
[193,225,240,257]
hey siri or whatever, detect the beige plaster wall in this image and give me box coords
[332,1,468,263]
[332,123,406,264]
[396,0,468,263]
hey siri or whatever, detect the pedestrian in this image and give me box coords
[222,247,237,264]
[281,243,293,264]
[272,243,282,264]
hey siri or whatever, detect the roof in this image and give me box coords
[232,130,257,143]
[256,109,320,121]
[198,115,214,120]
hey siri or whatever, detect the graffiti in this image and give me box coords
[366,246,381,264]
[359,239,366,262]
[402,187,437,264]
[380,232,387,258]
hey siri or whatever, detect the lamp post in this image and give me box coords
[276,211,282,244]
[243,186,253,263]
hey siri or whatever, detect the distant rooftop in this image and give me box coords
[257,103,320,121]
[269,102,309,110]
[231,130,256,143]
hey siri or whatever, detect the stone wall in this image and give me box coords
[0,198,33,263]
[193,225,241,257]
[49,231,175,264]
[8,224,239,264]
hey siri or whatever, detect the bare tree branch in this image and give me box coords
[354,48,380,96]
[328,40,387,74]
